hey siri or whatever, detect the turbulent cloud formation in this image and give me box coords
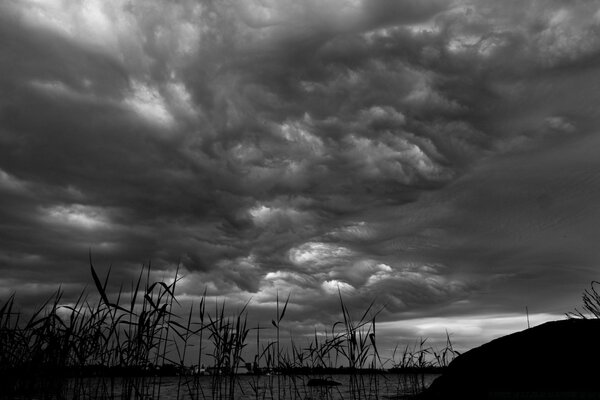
[2,0,600,351]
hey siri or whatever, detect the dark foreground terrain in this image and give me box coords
[418,319,600,400]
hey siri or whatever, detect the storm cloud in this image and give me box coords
[2,0,600,352]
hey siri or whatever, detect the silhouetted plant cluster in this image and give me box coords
[567,280,600,319]
[0,257,458,399]
[389,331,459,370]
[0,260,181,375]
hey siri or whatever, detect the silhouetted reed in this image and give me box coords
[0,257,456,399]
[567,280,600,319]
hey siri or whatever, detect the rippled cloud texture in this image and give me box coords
[2,0,600,351]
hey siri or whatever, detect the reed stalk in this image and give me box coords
[0,256,465,400]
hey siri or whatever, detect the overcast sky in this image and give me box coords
[2,0,600,356]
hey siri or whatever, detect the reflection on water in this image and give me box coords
[45,373,437,400]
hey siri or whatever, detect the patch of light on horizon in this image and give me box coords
[379,313,561,343]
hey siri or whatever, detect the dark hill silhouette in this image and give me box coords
[419,319,600,399]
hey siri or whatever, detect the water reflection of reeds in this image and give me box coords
[0,374,441,400]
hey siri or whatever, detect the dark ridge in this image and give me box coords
[418,319,600,400]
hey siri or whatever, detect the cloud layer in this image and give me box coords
[2,0,600,351]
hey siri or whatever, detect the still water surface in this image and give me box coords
[59,373,439,399]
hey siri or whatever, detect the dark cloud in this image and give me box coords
[2,0,600,353]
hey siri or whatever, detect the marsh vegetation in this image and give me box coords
[0,259,458,399]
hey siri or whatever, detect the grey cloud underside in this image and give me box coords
[2,0,600,326]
